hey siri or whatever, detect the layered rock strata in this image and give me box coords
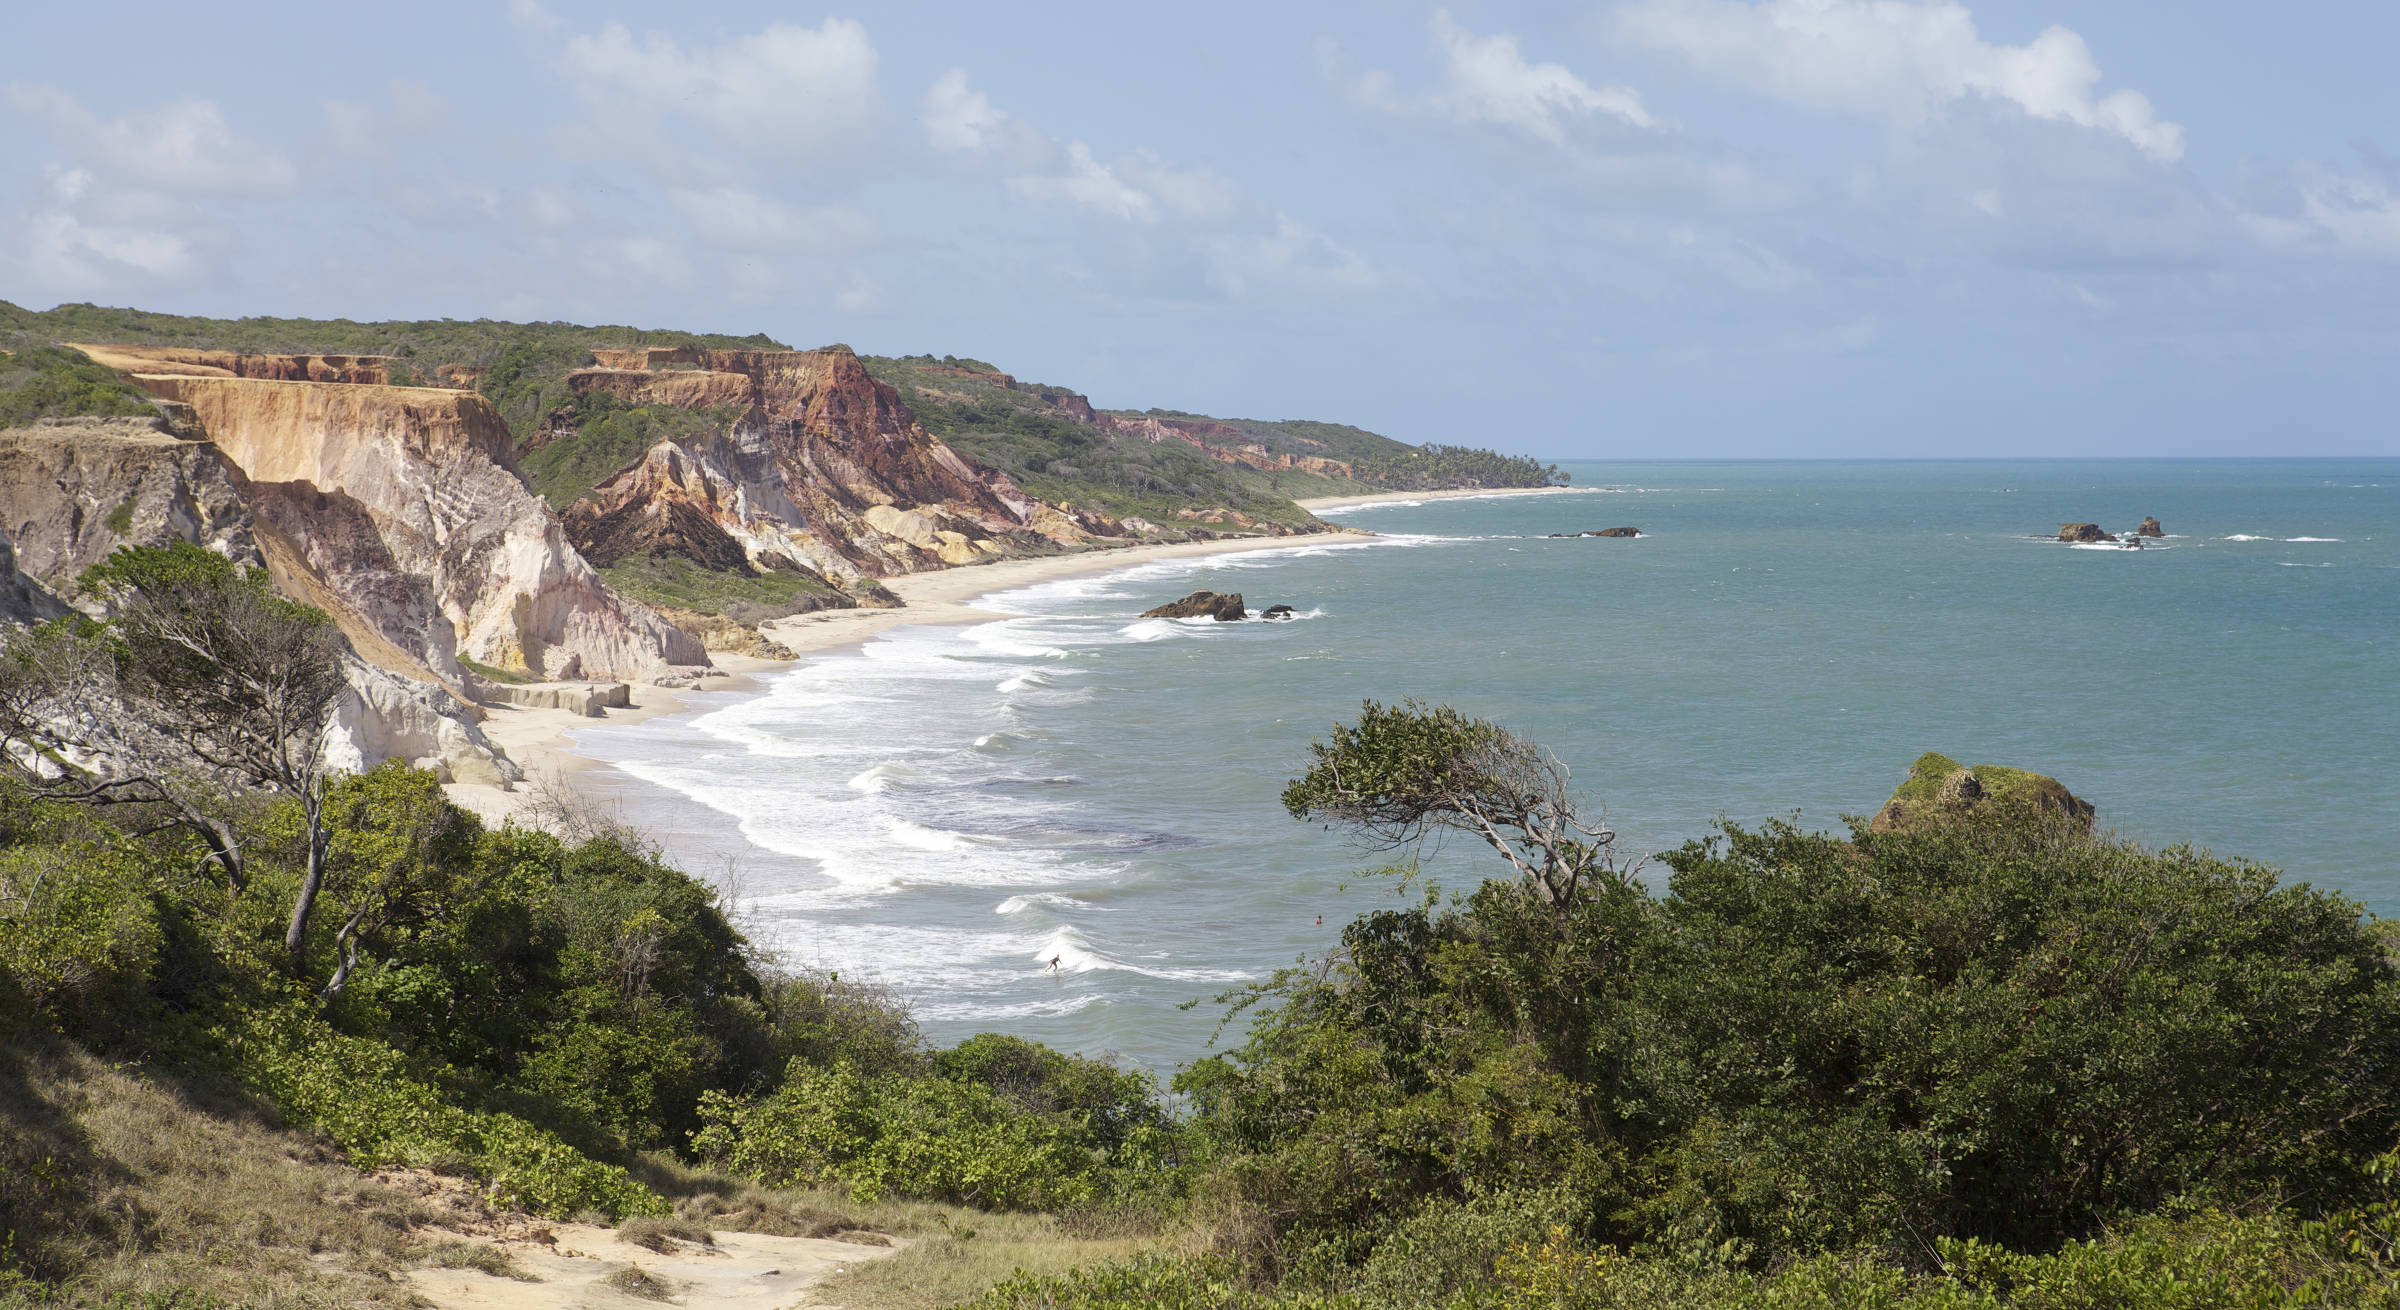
[557,348,1125,590]
[129,371,703,679]
[0,415,518,783]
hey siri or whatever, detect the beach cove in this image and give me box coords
[475,462,2395,1072]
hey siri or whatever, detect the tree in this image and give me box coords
[1281,699,1623,912]
[314,760,483,997]
[0,544,347,967]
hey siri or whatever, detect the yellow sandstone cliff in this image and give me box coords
[125,370,704,680]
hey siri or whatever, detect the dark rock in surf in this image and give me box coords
[1262,604,1296,620]
[1142,590,1246,622]
[1584,527,1642,538]
[2136,516,2164,538]
[2058,522,2117,543]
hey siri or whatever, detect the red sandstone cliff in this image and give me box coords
[556,348,1122,587]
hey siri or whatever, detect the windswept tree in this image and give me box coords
[0,543,348,966]
[1281,698,1625,912]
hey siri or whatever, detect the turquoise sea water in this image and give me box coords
[573,459,2397,1074]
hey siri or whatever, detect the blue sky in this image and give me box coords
[5,1,2397,457]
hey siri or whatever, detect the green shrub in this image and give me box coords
[693,1056,1165,1210]
[214,1001,666,1219]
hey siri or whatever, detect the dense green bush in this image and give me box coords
[1178,706,2400,1283]
[692,1051,1178,1209]
[214,1000,666,1219]
[0,340,158,428]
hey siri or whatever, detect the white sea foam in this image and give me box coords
[995,892,1097,915]
[2288,537,2343,542]
[2225,534,2269,541]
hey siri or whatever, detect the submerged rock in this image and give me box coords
[2136,516,2164,538]
[1869,752,2096,835]
[1142,590,1246,621]
[2058,522,2118,543]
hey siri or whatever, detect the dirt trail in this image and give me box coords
[407,1221,900,1309]
[380,1171,902,1310]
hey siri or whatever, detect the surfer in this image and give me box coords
[1046,954,1062,974]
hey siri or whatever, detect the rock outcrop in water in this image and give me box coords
[1869,752,2095,835]
[555,348,1125,595]
[123,367,703,680]
[2057,522,2118,543]
[1142,590,1247,621]
[2137,517,2164,538]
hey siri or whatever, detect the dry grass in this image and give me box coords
[624,1152,1187,1310]
[786,1193,1194,1310]
[618,1213,715,1253]
[0,1038,441,1306]
[423,1238,542,1282]
[602,1263,678,1300]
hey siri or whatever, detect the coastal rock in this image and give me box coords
[1142,590,1247,621]
[557,349,1126,589]
[1262,604,1296,620]
[1585,527,1641,538]
[2057,522,2118,543]
[0,417,258,607]
[471,680,632,718]
[1868,752,2096,835]
[0,416,520,783]
[125,371,705,679]
[329,659,523,786]
[2136,516,2164,538]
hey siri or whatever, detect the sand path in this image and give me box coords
[408,1218,899,1310]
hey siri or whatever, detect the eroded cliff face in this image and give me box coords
[0,414,519,783]
[132,372,705,679]
[0,416,258,607]
[68,343,391,384]
[557,348,1123,586]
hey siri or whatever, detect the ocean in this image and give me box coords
[570,459,2398,1075]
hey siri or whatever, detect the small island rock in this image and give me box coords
[1868,752,2096,835]
[2136,516,2164,537]
[1262,604,1296,620]
[2057,522,2118,543]
[1585,527,1642,538]
[1142,590,1247,622]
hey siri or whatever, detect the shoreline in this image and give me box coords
[442,528,1374,826]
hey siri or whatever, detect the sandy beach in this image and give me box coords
[443,528,1374,826]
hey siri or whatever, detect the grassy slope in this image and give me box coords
[865,356,1348,529]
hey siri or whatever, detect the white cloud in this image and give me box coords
[923,69,1007,152]
[1619,0,2184,162]
[664,186,879,255]
[1427,10,1656,140]
[558,19,880,161]
[1340,13,1656,146]
[5,85,297,194]
[1012,143,1158,222]
[1206,215,1381,298]
[2241,162,2400,261]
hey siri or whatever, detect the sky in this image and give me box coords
[4,0,2397,458]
